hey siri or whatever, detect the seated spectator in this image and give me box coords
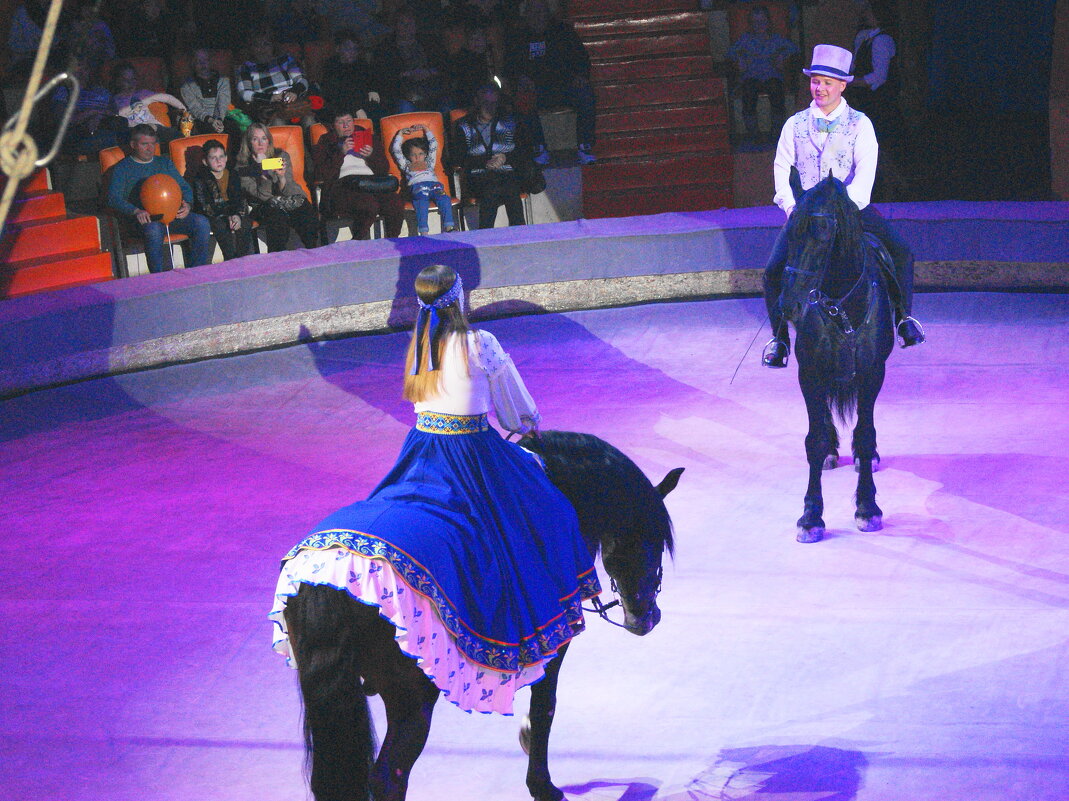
[180,49,237,138]
[105,124,213,273]
[236,123,320,251]
[7,1,47,79]
[55,60,127,156]
[111,60,186,146]
[113,0,181,60]
[266,0,325,44]
[505,0,596,165]
[318,28,384,122]
[726,4,798,146]
[390,123,456,235]
[454,84,527,229]
[189,139,256,261]
[443,25,495,111]
[237,29,315,126]
[313,109,404,239]
[371,8,448,114]
[65,0,117,74]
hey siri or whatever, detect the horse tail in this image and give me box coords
[285,583,375,801]
[828,379,859,426]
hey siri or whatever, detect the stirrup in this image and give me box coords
[762,338,790,368]
[896,316,926,348]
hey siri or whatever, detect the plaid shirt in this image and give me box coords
[237,54,309,104]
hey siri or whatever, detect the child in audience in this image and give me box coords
[390,124,456,235]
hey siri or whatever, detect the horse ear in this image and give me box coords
[789,166,803,202]
[654,467,684,498]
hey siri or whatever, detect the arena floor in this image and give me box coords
[2,291,1066,801]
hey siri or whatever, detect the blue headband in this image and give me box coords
[410,275,464,375]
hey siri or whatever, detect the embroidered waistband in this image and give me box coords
[416,412,489,435]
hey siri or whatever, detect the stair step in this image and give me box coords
[0,249,114,298]
[0,167,50,196]
[596,76,724,111]
[10,191,67,224]
[598,104,729,135]
[583,184,733,218]
[0,215,102,264]
[585,31,710,62]
[582,153,734,192]
[570,0,697,18]
[591,55,714,84]
[575,11,707,38]
[596,128,729,160]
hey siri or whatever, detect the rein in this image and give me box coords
[582,566,663,630]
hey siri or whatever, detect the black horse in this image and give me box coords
[282,430,683,801]
[764,172,895,543]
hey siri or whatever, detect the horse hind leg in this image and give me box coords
[523,643,571,801]
[285,584,376,801]
[823,407,841,470]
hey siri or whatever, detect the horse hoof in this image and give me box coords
[530,786,565,801]
[519,716,531,755]
[796,526,824,543]
[856,515,883,532]
[823,455,839,471]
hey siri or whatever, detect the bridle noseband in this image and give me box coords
[583,565,663,630]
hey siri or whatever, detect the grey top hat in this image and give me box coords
[802,44,854,82]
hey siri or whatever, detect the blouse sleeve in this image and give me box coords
[475,330,541,434]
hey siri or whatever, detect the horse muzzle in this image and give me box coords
[623,600,661,636]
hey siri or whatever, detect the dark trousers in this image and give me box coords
[252,200,320,252]
[738,77,787,135]
[470,172,525,229]
[764,204,915,339]
[327,178,405,239]
[209,214,256,260]
[523,83,597,148]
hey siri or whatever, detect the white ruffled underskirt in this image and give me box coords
[270,547,549,714]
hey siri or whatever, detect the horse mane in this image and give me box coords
[789,176,866,275]
[522,430,675,558]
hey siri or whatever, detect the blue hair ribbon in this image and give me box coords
[410,275,464,375]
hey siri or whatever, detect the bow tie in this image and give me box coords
[815,117,840,133]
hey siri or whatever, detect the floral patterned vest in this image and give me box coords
[789,105,867,190]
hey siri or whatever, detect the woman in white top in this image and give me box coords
[272,264,599,714]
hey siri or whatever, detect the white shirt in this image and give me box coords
[772,98,878,217]
[413,330,541,434]
[338,152,374,179]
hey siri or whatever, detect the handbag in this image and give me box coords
[338,174,399,194]
[516,159,547,195]
[267,194,309,212]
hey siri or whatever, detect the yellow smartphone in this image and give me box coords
[261,157,284,171]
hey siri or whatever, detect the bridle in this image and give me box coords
[583,565,663,630]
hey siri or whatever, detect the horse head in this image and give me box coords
[781,169,866,313]
[520,432,682,636]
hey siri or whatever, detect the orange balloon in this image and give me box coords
[140,174,183,224]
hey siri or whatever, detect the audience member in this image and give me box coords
[55,60,126,156]
[505,0,596,165]
[726,4,798,146]
[236,123,320,251]
[114,0,182,59]
[454,84,527,229]
[105,124,213,273]
[189,139,257,260]
[390,124,456,235]
[845,1,901,142]
[312,109,405,239]
[443,25,495,111]
[312,0,386,45]
[65,0,117,74]
[111,60,186,145]
[318,28,383,122]
[7,1,48,79]
[371,8,448,113]
[237,30,314,126]
[266,0,325,44]
[180,49,235,137]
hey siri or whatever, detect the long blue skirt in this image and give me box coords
[282,412,601,673]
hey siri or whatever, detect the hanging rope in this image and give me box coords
[0,0,76,239]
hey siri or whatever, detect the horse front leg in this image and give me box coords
[522,643,570,801]
[797,373,829,543]
[372,662,440,801]
[853,368,886,531]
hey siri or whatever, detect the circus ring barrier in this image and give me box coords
[1,202,1066,398]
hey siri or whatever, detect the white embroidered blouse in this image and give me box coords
[413,329,541,434]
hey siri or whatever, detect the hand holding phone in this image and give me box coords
[261,157,285,171]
